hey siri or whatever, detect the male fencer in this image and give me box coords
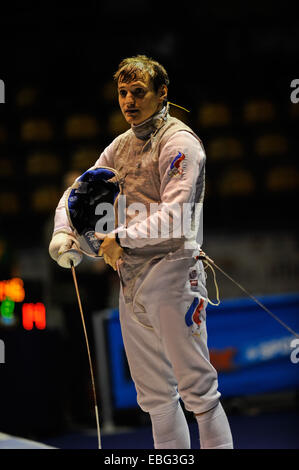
[49,55,233,449]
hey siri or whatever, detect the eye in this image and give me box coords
[119,89,127,97]
[134,88,145,97]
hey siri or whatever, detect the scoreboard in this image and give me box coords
[0,277,46,330]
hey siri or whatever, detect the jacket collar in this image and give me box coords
[131,105,168,140]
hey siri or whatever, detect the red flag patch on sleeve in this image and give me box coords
[168,151,185,178]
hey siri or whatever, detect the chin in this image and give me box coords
[128,117,142,126]
[132,118,143,125]
[124,115,139,125]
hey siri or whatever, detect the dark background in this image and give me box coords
[1,1,299,244]
[0,0,298,446]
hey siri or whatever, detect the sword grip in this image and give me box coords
[57,249,83,268]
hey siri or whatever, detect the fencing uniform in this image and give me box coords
[53,106,232,448]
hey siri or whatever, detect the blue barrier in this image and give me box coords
[106,293,299,409]
[106,309,138,408]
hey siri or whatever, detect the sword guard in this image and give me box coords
[58,249,83,268]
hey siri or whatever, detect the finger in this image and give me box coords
[94,232,106,240]
[104,254,116,271]
[71,241,80,250]
[58,240,72,255]
[103,253,111,265]
[109,259,117,271]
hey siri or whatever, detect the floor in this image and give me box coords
[1,409,298,449]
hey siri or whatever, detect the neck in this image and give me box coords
[131,104,168,140]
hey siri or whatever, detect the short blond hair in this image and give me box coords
[113,55,169,92]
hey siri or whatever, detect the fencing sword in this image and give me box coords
[200,251,299,339]
[69,259,102,449]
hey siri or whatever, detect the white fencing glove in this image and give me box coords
[49,231,83,268]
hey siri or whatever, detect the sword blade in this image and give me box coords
[202,253,299,339]
[70,261,102,449]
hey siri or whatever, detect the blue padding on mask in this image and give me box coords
[66,167,120,253]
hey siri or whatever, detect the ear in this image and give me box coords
[159,85,168,103]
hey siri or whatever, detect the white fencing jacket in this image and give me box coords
[53,109,206,257]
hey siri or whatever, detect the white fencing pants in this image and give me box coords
[118,252,221,416]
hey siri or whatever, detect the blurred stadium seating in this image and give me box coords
[217,168,255,196]
[21,118,54,142]
[31,186,61,212]
[15,87,39,108]
[107,110,130,136]
[243,99,276,124]
[198,102,232,128]
[255,133,288,157]
[0,75,296,242]
[207,136,244,160]
[26,152,61,176]
[64,114,100,140]
[0,192,19,214]
[0,158,13,177]
[266,165,299,192]
[70,146,101,171]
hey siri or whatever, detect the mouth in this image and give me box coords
[125,109,139,116]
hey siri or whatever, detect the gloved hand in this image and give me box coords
[95,233,123,271]
[49,231,82,268]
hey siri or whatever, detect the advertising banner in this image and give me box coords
[105,293,299,409]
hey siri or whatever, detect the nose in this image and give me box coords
[125,91,135,106]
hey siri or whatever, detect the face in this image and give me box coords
[118,74,167,125]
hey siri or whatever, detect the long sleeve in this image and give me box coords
[115,131,205,248]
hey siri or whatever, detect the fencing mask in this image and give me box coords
[65,166,121,257]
